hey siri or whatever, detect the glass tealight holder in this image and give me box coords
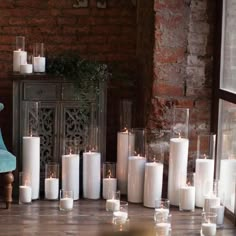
[19,172,32,204]
[179,172,195,212]
[113,201,128,225]
[59,190,74,211]
[106,190,120,212]
[154,213,172,236]
[201,212,217,236]
[154,198,170,222]
[20,54,33,74]
[45,162,59,200]
[103,162,117,199]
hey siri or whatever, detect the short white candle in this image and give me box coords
[13,50,27,72]
[20,64,33,74]
[45,177,59,200]
[179,186,195,211]
[102,177,117,199]
[62,154,80,200]
[128,155,146,203]
[19,185,32,203]
[83,151,101,199]
[106,199,120,211]
[144,162,163,208]
[210,205,225,226]
[22,136,40,200]
[155,222,170,236]
[204,195,220,212]
[113,211,128,224]
[201,223,216,236]
[116,131,134,194]
[60,197,73,211]
[33,56,46,72]
[195,158,214,207]
[168,137,189,206]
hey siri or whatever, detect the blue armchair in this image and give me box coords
[0,103,16,208]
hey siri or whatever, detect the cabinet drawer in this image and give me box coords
[23,82,59,100]
[62,84,79,100]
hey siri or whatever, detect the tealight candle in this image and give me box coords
[45,177,59,200]
[19,185,32,204]
[201,222,216,236]
[60,197,73,211]
[106,199,120,212]
[155,222,170,236]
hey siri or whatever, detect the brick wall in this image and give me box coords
[0,0,137,150]
[148,0,216,161]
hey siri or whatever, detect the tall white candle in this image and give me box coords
[102,177,117,199]
[13,50,27,72]
[45,177,59,200]
[195,159,214,207]
[22,136,40,200]
[127,155,146,203]
[19,186,32,203]
[62,154,80,200]
[219,159,236,211]
[33,56,46,72]
[168,137,189,206]
[144,162,163,208]
[116,131,134,194]
[83,151,101,199]
[179,186,195,211]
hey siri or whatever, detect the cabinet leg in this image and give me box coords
[4,172,14,209]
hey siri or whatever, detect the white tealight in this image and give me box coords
[201,223,216,236]
[60,197,73,211]
[155,222,170,236]
[113,211,128,224]
[19,186,32,203]
[20,64,33,74]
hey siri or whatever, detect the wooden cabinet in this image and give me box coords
[12,75,106,192]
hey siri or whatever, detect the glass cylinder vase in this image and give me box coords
[168,107,189,206]
[13,36,26,72]
[195,133,216,208]
[83,103,101,199]
[144,130,166,208]
[45,162,59,200]
[127,128,146,203]
[103,162,117,199]
[33,42,46,73]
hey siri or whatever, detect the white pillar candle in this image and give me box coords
[19,186,32,203]
[45,177,59,200]
[13,50,27,72]
[113,211,128,224]
[60,197,73,210]
[116,131,134,194]
[168,137,189,206]
[155,223,170,236]
[62,154,80,200]
[204,195,221,212]
[83,151,101,199]
[33,56,46,72]
[144,162,163,208]
[201,223,216,236]
[106,199,120,211]
[219,159,236,211]
[179,186,195,211]
[210,205,225,226]
[20,64,33,74]
[22,136,40,200]
[231,193,235,213]
[195,159,214,207]
[127,155,146,203]
[102,177,117,199]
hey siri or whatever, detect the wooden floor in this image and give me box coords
[0,199,235,235]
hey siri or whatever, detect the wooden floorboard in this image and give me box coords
[0,199,235,235]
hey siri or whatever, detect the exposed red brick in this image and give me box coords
[153,82,184,97]
[57,17,77,25]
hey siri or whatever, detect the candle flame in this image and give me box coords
[178,132,181,138]
[203,154,207,159]
[107,169,112,178]
[187,181,191,186]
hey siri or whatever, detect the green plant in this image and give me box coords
[46,52,110,95]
